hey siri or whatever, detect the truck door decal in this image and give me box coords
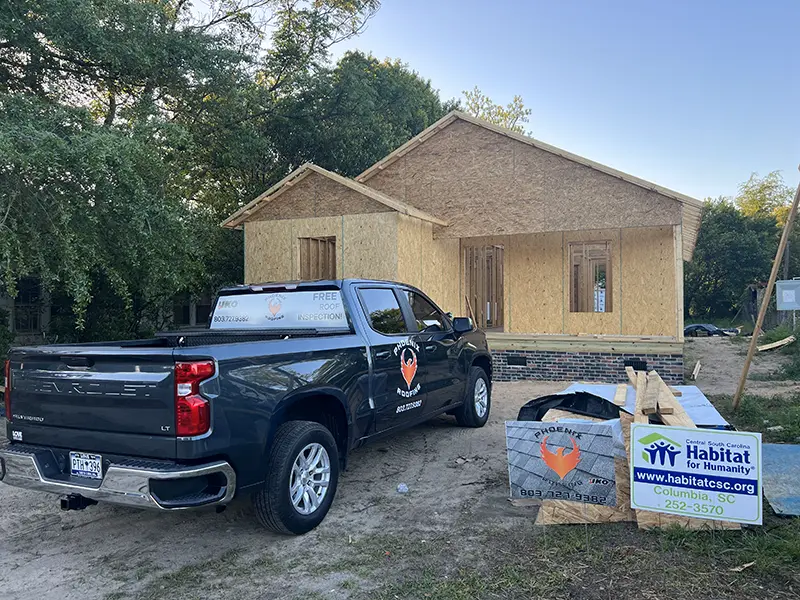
[393,340,421,399]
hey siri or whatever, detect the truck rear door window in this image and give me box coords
[359,288,408,335]
[211,290,349,330]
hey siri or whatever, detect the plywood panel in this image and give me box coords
[244,220,293,283]
[621,226,676,336]
[249,170,392,222]
[365,119,683,239]
[397,215,460,314]
[563,229,621,335]
[503,232,563,334]
[246,213,398,283]
[342,212,398,280]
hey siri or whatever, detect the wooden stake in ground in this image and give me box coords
[734,170,800,410]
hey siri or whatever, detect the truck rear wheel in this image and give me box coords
[455,367,491,427]
[253,420,339,535]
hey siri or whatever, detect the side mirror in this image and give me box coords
[452,317,473,334]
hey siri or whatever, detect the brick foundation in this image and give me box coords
[491,349,684,385]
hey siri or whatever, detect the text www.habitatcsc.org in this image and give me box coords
[633,467,757,495]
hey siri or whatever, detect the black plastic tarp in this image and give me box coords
[516,392,622,422]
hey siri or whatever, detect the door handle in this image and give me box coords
[375,350,391,360]
[425,345,437,353]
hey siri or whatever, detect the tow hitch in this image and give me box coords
[60,494,98,511]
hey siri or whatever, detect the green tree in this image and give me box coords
[684,199,778,318]
[0,0,381,338]
[461,86,531,133]
[735,171,794,226]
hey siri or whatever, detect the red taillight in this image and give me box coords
[174,361,214,437]
[3,360,10,423]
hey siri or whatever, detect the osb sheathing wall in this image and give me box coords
[248,170,393,221]
[467,226,679,337]
[396,214,460,313]
[244,213,398,283]
[362,119,683,239]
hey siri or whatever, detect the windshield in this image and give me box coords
[210,290,349,330]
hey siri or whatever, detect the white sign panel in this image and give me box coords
[211,291,349,329]
[630,424,762,524]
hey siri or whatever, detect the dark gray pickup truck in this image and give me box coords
[1,279,492,534]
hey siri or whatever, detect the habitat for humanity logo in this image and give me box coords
[638,432,682,467]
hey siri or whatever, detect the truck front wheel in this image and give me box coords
[455,367,491,427]
[253,420,339,535]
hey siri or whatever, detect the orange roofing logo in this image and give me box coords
[400,347,417,389]
[540,436,581,479]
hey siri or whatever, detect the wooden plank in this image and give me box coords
[641,371,660,415]
[634,371,649,424]
[669,386,682,397]
[625,366,637,386]
[613,383,627,406]
[655,382,696,428]
[692,361,701,380]
[757,335,796,352]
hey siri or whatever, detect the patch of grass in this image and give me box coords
[713,393,800,443]
[656,516,800,579]
[133,547,281,600]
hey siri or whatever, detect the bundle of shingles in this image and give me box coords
[534,367,740,530]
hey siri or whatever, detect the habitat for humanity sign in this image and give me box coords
[506,421,618,507]
[630,424,762,524]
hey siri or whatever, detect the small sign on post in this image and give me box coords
[630,424,762,524]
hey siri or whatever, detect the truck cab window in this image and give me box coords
[403,291,449,332]
[359,288,408,334]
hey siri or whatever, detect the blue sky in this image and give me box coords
[333,0,799,201]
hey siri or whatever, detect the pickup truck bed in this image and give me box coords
[1,279,492,534]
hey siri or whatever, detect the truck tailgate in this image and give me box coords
[8,347,177,450]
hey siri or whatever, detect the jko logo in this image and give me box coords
[638,432,682,467]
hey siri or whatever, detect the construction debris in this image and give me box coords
[531,367,740,530]
[757,335,796,352]
[692,361,702,380]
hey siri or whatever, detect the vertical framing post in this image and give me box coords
[733,169,800,410]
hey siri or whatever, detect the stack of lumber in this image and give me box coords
[534,368,739,530]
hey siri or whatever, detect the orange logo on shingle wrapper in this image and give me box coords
[540,436,581,479]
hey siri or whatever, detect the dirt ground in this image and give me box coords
[685,336,800,396]
[0,338,796,599]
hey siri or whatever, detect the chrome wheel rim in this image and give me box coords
[290,443,331,515]
[474,378,488,418]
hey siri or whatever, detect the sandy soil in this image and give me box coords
[1,338,796,599]
[685,336,800,396]
[0,381,566,600]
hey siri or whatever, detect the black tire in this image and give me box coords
[455,367,491,428]
[252,420,339,535]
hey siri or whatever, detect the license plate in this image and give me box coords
[70,452,103,480]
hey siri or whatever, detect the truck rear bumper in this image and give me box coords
[0,443,236,510]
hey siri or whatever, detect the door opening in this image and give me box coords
[464,245,504,330]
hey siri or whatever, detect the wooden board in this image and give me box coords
[633,371,649,424]
[757,335,796,352]
[641,371,660,415]
[613,384,628,406]
[625,366,637,385]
